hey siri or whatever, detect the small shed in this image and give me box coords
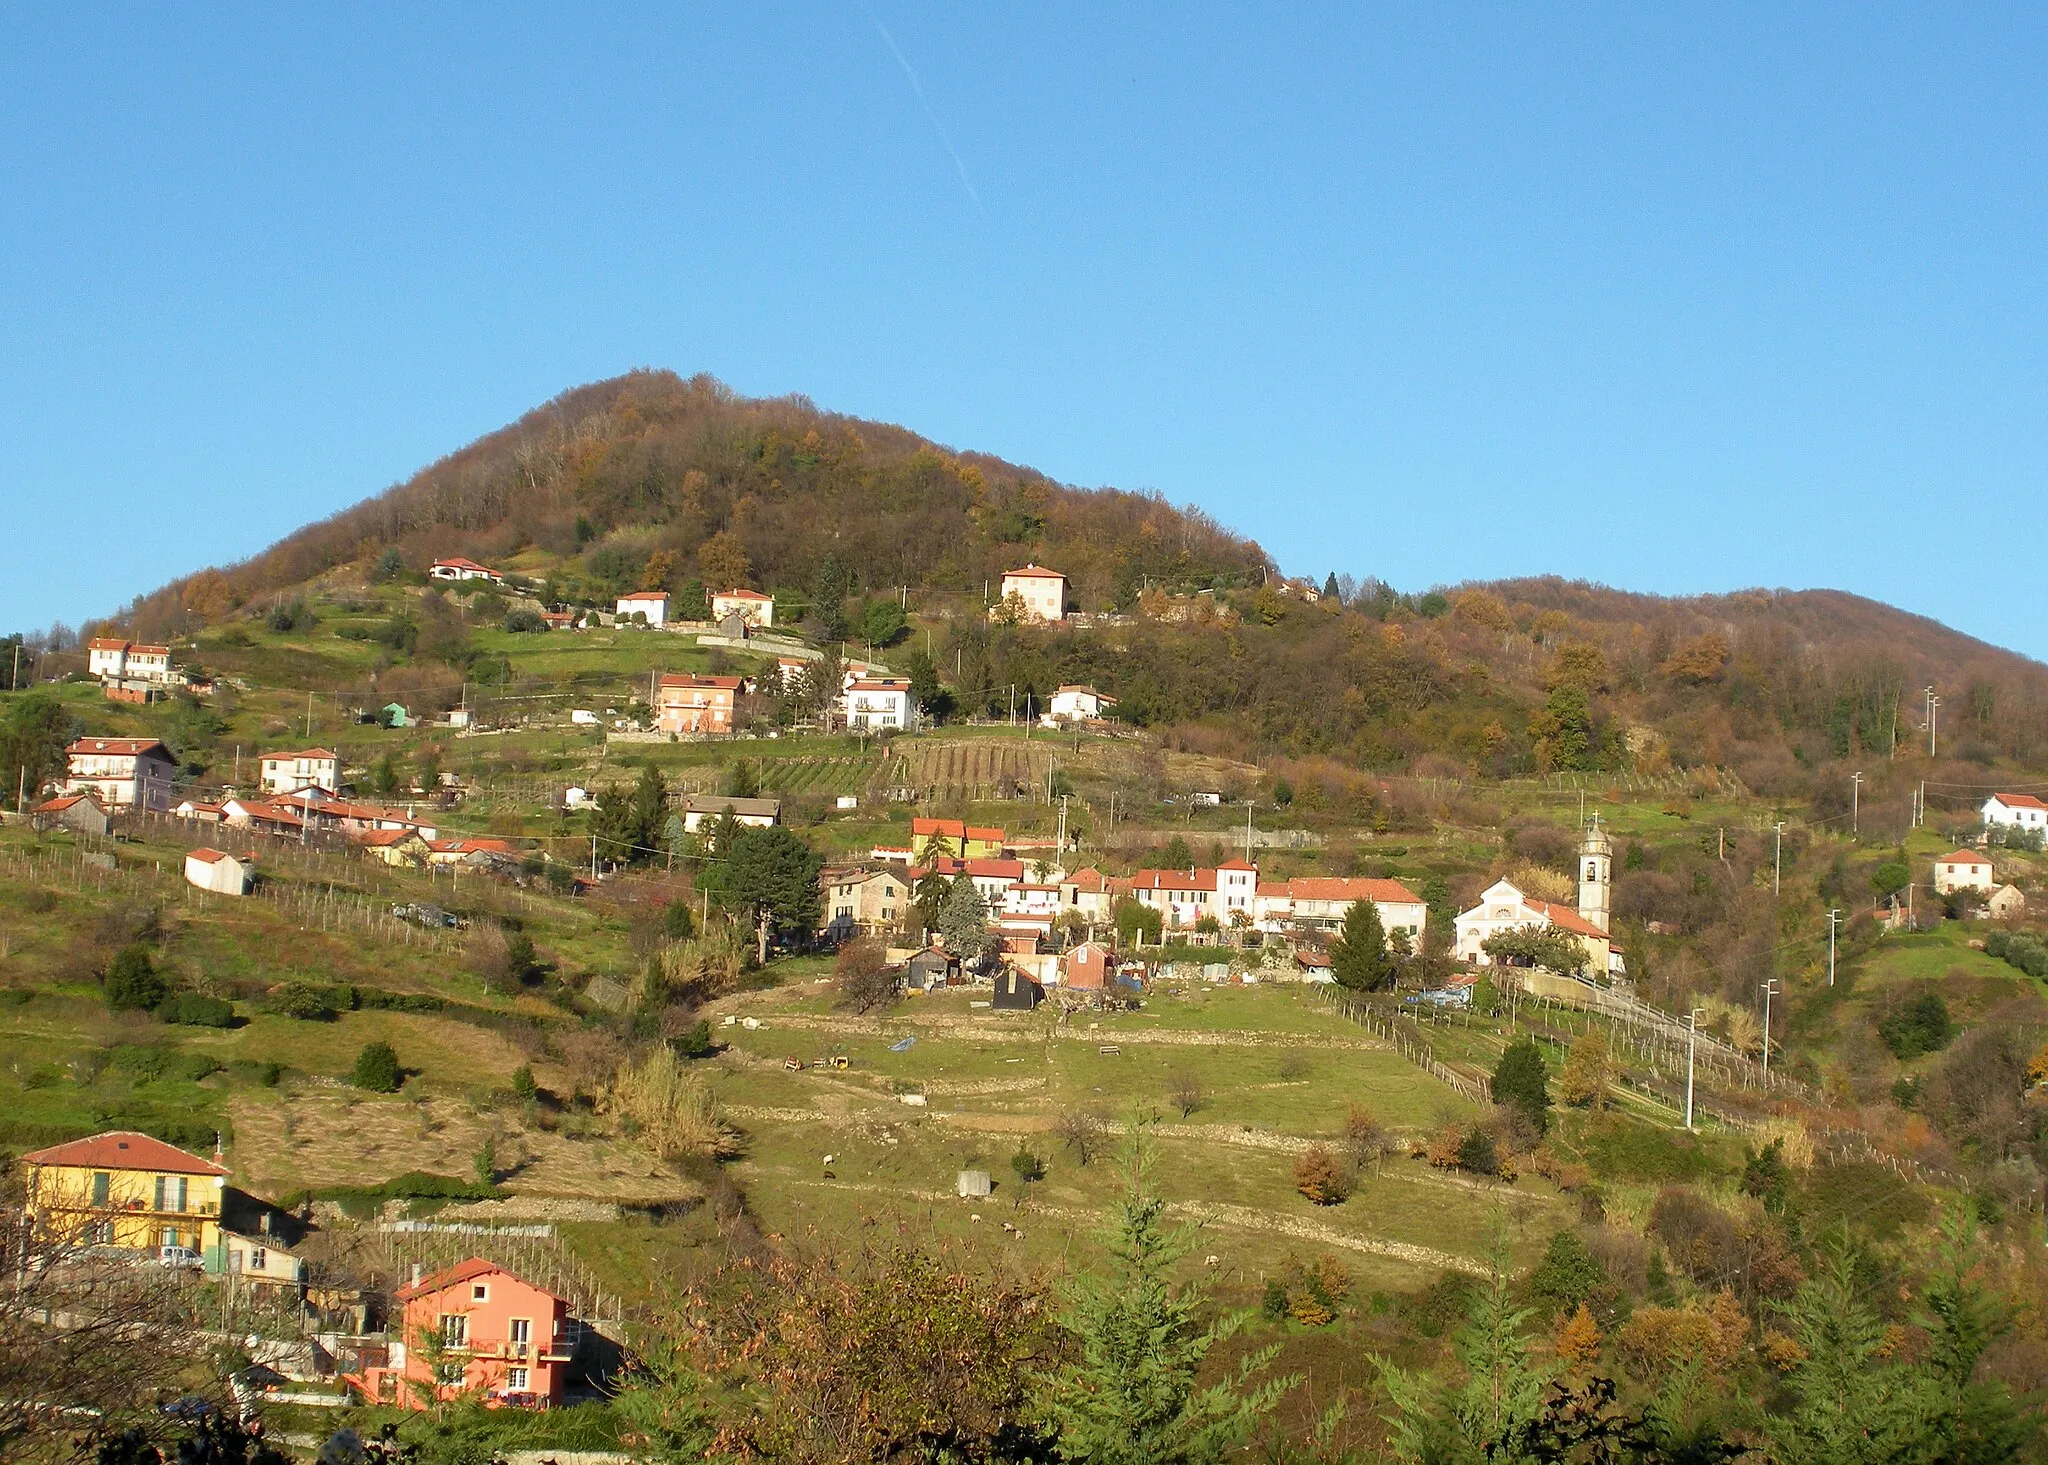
[1062,940,1114,991]
[956,1169,993,1199]
[381,703,410,728]
[31,793,111,837]
[992,969,1045,1010]
[905,949,959,991]
[185,847,254,895]
[1987,884,2027,919]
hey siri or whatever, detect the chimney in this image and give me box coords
[412,1263,423,1285]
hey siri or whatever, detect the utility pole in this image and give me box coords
[590,834,598,882]
[1926,685,1940,758]
[305,690,314,740]
[1009,685,1015,728]
[1851,771,1863,835]
[1685,1008,1706,1130]
[1773,822,1785,895]
[1243,799,1255,861]
[1760,979,1779,1077]
[1917,779,1925,829]
[1827,908,1842,987]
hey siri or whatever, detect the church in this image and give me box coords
[1453,821,1625,983]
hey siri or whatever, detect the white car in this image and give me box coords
[157,1245,203,1270]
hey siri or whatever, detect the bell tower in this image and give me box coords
[1578,817,1612,934]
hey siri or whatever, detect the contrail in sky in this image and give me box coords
[862,6,982,211]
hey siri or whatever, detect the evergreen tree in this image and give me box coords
[1331,900,1394,991]
[104,946,167,1012]
[1491,1037,1551,1135]
[937,874,993,957]
[596,763,668,865]
[1045,1139,1290,1464]
[698,824,822,962]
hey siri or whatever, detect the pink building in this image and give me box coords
[350,1259,572,1410]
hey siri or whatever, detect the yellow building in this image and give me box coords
[23,1130,229,1262]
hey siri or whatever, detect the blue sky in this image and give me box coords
[4,7,2045,656]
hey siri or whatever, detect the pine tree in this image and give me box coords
[937,875,993,957]
[1331,900,1393,991]
[1045,1139,1291,1464]
[352,1041,401,1093]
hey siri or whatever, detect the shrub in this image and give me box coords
[510,1064,538,1100]
[1740,1139,1792,1212]
[157,992,234,1027]
[1010,1149,1045,1184]
[1646,1187,1746,1290]
[1557,1033,1611,1109]
[270,983,339,1021]
[105,946,167,1012]
[1294,1145,1352,1204]
[835,938,898,1014]
[1456,1128,1499,1175]
[1877,991,1955,1060]
[503,608,546,633]
[1528,1228,1606,1317]
[352,1041,402,1092]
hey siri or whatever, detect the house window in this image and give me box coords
[442,1314,468,1347]
[90,1220,114,1244]
[250,1248,267,1272]
[509,1317,531,1355]
[472,1283,489,1301]
[92,1172,110,1206]
[506,1367,529,1391]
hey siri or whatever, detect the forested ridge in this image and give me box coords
[100,368,2048,795]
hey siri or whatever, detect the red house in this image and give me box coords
[349,1259,572,1410]
[1062,940,1115,992]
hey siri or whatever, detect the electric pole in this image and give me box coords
[1243,799,1255,861]
[1925,685,1940,758]
[1827,908,1842,987]
[1685,1008,1706,1130]
[1760,979,1779,1077]
[1851,772,1863,835]
[1773,821,1785,895]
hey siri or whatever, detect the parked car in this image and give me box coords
[157,1244,203,1269]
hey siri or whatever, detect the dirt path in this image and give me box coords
[769,1175,1486,1277]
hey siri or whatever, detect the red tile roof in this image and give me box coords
[186,848,229,864]
[67,737,170,758]
[659,673,741,690]
[260,748,336,763]
[714,588,772,601]
[22,1130,227,1176]
[395,1256,562,1303]
[1002,565,1065,580]
[1939,850,1991,866]
[354,829,424,847]
[619,590,669,602]
[1066,868,1108,891]
[1528,899,1608,940]
[33,794,89,812]
[1272,877,1423,905]
[88,638,130,652]
[431,557,496,573]
[1993,792,2048,811]
[1131,868,1219,893]
[965,859,1025,880]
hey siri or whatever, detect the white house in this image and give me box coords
[1983,793,2048,838]
[1254,877,1427,946]
[184,848,254,895]
[258,748,338,797]
[428,558,502,583]
[710,589,774,628]
[1453,879,1615,973]
[1129,860,1258,929]
[844,677,914,732]
[62,737,176,812]
[994,565,1067,623]
[1046,685,1114,723]
[1932,850,1995,895]
[616,591,670,627]
[1987,884,2027,919]
[87,640,174,684]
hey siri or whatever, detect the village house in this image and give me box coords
[710,588,774,627]
[220,797,305,837]
[1129,859,1259,930]
[184,847,255,895]
[1983,793,2048,839]
[87,639,174,685]
[31,792,111,837]
[267,792,439,842]
[62,737,177,812]
[1987,884,2027,919]
[347,1258,573,1411]
[1060,867,1116,923]
[355,829,435,867]
[427,837,519,869]
[1254,876,1427,947]
[819,867,909,942]
[655,673,739,734]
[844,677,915,732]
[1932,849,1995,895]
[1046,685,1114,723]
[428,558,502,583]
[259,748,339,797]
[173,798,226,823]
[910,817,1006,861]
[679,793,782,833]
[615,590,670,626]
[22,1131,229,1261]
[993,565,1068,623]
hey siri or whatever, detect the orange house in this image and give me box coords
[656,674,740,734]
[349,1259,572,1410]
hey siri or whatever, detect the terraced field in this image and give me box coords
[888,738,1055,802]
